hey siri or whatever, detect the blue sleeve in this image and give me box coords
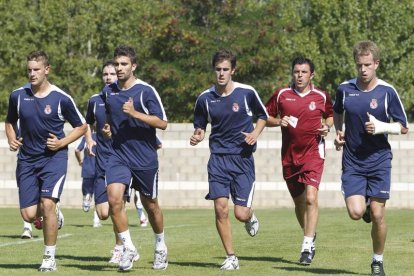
[6,93,18,124]
[193,96,208,130]
[333,87,345,114]
[62,96,85,128]
[144,88,166,120]
[85,97,96,125]
[388,89,408,128]
[249,90,268,120]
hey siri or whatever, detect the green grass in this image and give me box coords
[0,208,413,275]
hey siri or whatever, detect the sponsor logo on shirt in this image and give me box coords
[44,105,52,115]
[210,100,220,103]
[232,102,239,112]
[286,98,296,101]
[24,98,34,101]
[99,103,105,106]
[370,99,378,109]
[349,93,359,96]
[309,101,316,111]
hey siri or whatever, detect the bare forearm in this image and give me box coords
[60,124,87,148]
[129,111,167,130]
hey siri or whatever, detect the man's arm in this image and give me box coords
[47,123,87,151]
[242,118,267,145]
[5,121,23,151]
[122,97,167,130]
[333,112,345,151]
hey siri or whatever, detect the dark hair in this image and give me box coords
[212,49,236,69]
[27,50,50,66]
[113,45,137,64]
[102,60,115,71]
[291,56,314,74]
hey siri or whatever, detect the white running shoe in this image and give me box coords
[118,247,140,271]
[244,213,259,237]
[55,203,64,230]
[38,255,57,272]
[21,227,32,239]
[93,221,102,228]
[82,194,92,212]
[152,249,168,270]
[220,255,239,270]
[109,248,122,264]
[140,218,148,227]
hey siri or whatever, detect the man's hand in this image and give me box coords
[46,133,62,151]
[241,131,259,145]
[102,124,112,139]
[190,129,204,146]
[334,131,345,151]
[86,139,96,157]
[122,97,135,116]
[8,137,23,151]
[317,125,330,137]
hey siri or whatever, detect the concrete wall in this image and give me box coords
[1,123,413,209]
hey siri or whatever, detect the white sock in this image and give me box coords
[44,245,56,257]
[114,244,123,251]
[373,253,383,262]
[118,230,135,249]
[155,232,166,251]
[301,236,314,251]
[93,210,100,223]
[23,221,32,230]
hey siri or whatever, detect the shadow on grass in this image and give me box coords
[59,254,108,262]
[0,263,38,270]
[0,234,41,239]
[168,260,218,268]
[277,266,363,275]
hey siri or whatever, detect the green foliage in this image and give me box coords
[0,0,413,121]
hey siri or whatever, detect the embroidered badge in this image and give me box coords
[232,103,239,112]
[44,104,52,114]
[309,101,316,111]
[370,99,378,109]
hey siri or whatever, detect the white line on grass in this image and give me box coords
[140,224,197,231]
[0,233,73,248]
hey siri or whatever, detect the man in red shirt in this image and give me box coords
[265,56,333,265]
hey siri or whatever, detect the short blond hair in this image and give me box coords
[353,40,380,62]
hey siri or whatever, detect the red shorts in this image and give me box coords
[283,157,324,198]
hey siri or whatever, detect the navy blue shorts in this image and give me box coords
[206,154,255,207]
[105,154,159,199]
[17,156,67,208]
[82,178,95,195]
[341,164,391,199]
[94,173,108,205]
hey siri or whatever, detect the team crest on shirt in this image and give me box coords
[232,103,239,112]
[44,105,52,114]
[308,101,316,111]
[370,99,378,109]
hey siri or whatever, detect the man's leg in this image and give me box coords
[345,195,367,220]
[141,195,168,270]
[304,185,318,237]
[107,183,139,271]
[38,197,58,272]
[214,197,233,255]
[371,198,387,255]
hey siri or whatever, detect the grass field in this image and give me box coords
[0,207,412,275]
